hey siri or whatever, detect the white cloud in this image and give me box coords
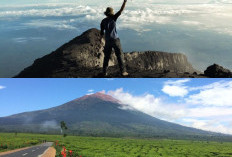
[86,89,94,95]
[182,118,232,134]
[24,19,77,30]
[12,38,27,43]
[182,20,201,26]
[41,120,59,129]
[99,90,106,94]
[87,89,94,93]
[0,86,6,90]
[186,81,232,106]
[187,107,232,117]
[107,84,232,135]
[0,3,73,8]
[108,88,186,120]
[162,79,232,107]
[86,93,93,95]
[162,79,190,97]
[12,37,47,43]
[0,5,100,17]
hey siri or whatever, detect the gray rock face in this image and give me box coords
[15,28,197,78]
[58,28,195,73]
[124,51,194,73]
[204,64,232,78]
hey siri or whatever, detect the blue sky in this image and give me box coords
[0,78,169,116]
[1,78,232,134]
[1,0,232,77]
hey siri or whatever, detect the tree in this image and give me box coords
[60,121,68,137]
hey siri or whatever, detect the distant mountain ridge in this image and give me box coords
[15,28,202,78]
[0,92,231,141]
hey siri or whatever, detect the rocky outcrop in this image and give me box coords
[204,64,232,78]
[124,51,194,73]
[15,28,198,78]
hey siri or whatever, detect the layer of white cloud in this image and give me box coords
[0,5,100,17]
[1,3,232,35]
[12,37,47,43]
[24,19,77,30]
[162,79,190,97]
[1,0,231,8]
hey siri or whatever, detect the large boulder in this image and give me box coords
[204,64,232,78]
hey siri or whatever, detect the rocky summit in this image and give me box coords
[14,28,229,78]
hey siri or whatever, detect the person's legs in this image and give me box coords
[113,38,126,74]
[103,41,113,74]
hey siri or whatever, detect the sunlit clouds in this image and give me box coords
[1,3,232,35]
[108,79,232,134]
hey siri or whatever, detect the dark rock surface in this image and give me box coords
[204,64,232,78]
[15,28,205,78]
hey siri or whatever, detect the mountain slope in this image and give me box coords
[0,93,231,141]
[15,28,201,78]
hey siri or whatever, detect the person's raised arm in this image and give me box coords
[114,0,127,20]
[119,0,127,13]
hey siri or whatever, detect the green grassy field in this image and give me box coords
[0,133,52,152]
[0,133,232,157]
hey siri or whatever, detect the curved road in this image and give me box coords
[0,142,53,157]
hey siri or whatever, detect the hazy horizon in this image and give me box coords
[1,0,232,77]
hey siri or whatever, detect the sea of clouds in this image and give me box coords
[1,2,232,35]
[0,0,232,77]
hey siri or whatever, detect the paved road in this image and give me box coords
[0,142,53,157]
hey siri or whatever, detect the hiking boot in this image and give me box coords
[122,71,129,76]
[102,72,108,77]
[97,71,108,77]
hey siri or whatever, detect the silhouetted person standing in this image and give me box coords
[100,0,128,76]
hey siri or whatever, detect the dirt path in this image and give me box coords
[41,147,56,157]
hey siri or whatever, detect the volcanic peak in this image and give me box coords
[74,92,120,104]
